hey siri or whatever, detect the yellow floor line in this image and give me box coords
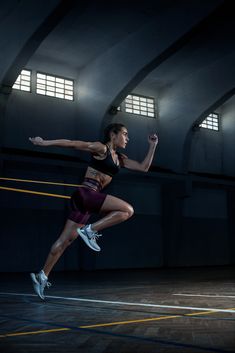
[186,307,235,317]
[2,307,233,339]
[186,310,217,316]
[0,186,70,199]
[0,177,80,187]
[79,315,179,328]
[0,328,70,338]
[79,307,232,329]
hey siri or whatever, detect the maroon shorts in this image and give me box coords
[68,186,107,224]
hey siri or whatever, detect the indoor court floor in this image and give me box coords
[0,266,234,353]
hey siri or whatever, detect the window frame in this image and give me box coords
[123,93,156,118]
[12,69,32,92]
[36,71,74,101]
[200,112,219,131]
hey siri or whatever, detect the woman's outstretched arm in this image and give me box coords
[121,134,158,172]
[29,136,106,154]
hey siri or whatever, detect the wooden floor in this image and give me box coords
[0,266,235,353]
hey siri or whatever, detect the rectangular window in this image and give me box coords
[200,113,219,131]
[12,69,31,92]
[124,94,155,117]
[36,72,74,101]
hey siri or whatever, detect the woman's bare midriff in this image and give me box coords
[83,166,112,190]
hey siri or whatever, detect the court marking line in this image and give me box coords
[1,292,234,338]
[0,315,232,353]
[79,314,180,329]
[174,293,235,299]
[0,176,80,187]
[1,306,235,353]
[0,316,179,338]
[0,186,70,199]
[0,309,227,337]
[79,307,235,329]
[0,328,69,338]
[1,292,235,313]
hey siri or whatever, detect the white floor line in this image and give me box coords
[173,293,235,299]
[0,292,235,313]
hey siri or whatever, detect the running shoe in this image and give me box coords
[77,225,102,252]
[30,271,51,300]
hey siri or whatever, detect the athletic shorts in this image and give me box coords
[68,186,107,224]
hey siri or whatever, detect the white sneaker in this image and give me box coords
[77,225,102,252]
[30,271,51,300]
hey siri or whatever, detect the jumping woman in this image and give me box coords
[29,123,158,299]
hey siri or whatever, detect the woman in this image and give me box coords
[29,123,158,299]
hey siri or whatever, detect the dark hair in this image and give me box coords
[103,123,126,143]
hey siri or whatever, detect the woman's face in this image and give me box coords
[113,127,129,149]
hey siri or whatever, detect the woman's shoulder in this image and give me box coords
[117,152,128,159]
[90,142,107,156]
[116,152,128,167]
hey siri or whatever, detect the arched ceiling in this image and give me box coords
[1,0,235,175]
[30,0,169,71]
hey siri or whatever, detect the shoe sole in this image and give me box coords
[30,273,45,300]
[77,229,100,252]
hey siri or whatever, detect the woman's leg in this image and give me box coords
[77,194,134,252]
[43,219,82,277]
[31,187,88,299]
[91,194,134,232]
[31,220,85,300]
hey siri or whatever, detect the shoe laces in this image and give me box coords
[46,281,52,288]
[91,232,102,241]
[40,278,51,289]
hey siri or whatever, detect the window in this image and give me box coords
[13,69,31,92]
[124,94,155,117]
[36,72,74,101]
[200,113,219,131]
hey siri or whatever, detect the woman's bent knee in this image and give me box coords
[121,205,134,220]
[126,205,134,218]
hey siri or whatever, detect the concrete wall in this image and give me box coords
[0,152,234,271]
[0,0,235,272]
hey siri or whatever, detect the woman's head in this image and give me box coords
[103,123,129,148]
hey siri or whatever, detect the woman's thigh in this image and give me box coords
[100,194,133,213]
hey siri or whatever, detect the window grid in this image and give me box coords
[200,113,219,131]
[36,72,74,101]
[124,94,155,117]
[13,70,31,92]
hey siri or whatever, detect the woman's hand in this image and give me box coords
[29,136,45,146]
[148,133,158,146]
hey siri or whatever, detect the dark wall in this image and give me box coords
[0,152,234,271]
[221,97,235,176]
[4,85,80,158]
[1,78,235,271]
[189,124,223,174]
[1,0,235,272]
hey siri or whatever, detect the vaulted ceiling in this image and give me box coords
[1,0,234,175]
